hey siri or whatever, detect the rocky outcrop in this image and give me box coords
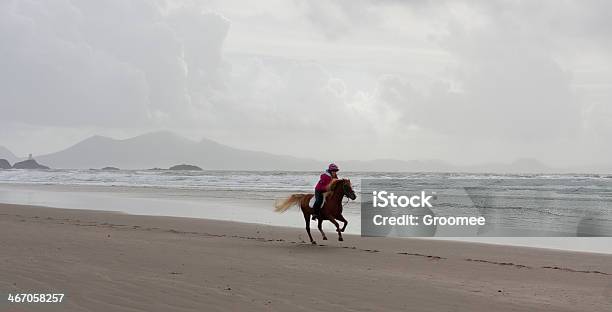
[101,166,120,171]
[169,164,202,171]
[12,159,50,169]
[0,147,17,164]
[0,159,11,169]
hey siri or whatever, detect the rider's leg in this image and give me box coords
[312,191,324,219]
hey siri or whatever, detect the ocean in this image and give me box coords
[0,169,611,253]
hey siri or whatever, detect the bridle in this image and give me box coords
[341,181,356,207]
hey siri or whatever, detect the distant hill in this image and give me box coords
[19,131,604,173]
[169,164,202,171]
[36,131,323,170]
[0,146,17,164]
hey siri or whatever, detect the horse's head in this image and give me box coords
[343,179,357,200]
[331,178,356,200]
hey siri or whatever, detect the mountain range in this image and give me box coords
[0,131,608,173]
[33,132,321,170]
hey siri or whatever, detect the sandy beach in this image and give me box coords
[1,203,611,311]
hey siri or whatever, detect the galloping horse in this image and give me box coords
[274,179,356,244]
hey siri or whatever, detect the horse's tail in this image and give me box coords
[274,194,307,213]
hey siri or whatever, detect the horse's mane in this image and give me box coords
[328,178,348,191]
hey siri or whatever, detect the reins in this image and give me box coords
[342,197,351,207]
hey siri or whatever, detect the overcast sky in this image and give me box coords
[2,0,612,167]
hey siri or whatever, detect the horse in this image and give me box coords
[274,179,357,244]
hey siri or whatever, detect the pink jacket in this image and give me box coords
[315,172,333,192]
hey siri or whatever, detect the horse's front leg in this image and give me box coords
[336,214,348,232]
[317,218,327,240]
[329,218,343,241]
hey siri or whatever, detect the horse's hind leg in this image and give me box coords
[317,219,327,240]
[329,218,343,241]
[304,213,315,244]
[337,214,348,232]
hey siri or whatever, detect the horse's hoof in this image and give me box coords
[338,237,344,242]
[311,241,316,245]
[323,237,328,240]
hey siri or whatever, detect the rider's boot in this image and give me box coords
[312,208,319,220]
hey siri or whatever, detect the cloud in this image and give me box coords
[356,1,583,143]
[1,0,612,166]
[218,58,355,130]
[0,0,229,127]
[297,0,385,40]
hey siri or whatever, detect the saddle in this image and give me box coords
[308,194,326,209]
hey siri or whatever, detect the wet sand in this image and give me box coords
[1,203,611,311]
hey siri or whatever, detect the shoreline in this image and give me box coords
[1,203,612,311]
[1,182,612,255]
[2,202,612,258]
[1,199,611,257]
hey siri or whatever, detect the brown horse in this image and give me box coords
[274,179,357,244]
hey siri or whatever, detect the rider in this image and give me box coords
[312,163,339,220]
